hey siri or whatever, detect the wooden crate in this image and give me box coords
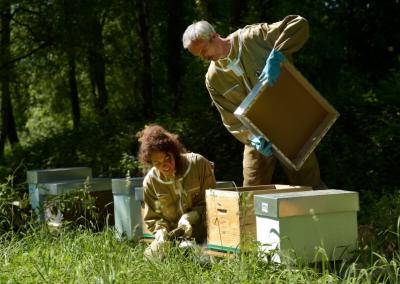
[234,60,339,170]
[206,184,311,252]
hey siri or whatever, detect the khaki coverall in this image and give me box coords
[205,15,320,187]
[143,152,216,242]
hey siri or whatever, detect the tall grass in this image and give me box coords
[1,226,399,283]
[1,173,399,283]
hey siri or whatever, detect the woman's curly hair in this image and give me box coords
[137,124,187,174]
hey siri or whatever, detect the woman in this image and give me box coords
[137,124,216,259]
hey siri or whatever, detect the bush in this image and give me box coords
[0,172,31,234]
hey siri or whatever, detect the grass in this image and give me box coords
[1,175,399,283]
[1,225,399,283]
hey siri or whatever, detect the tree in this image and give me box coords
[87,16,108,117]
[166,0,184,113]
[67,53,80,128]
[0,0,19,158]
[137,0,155,118]
[54,0,82,128]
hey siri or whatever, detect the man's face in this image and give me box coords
[188,32,221,62]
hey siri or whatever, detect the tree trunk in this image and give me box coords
[67,52,80,128]
[0,0,19,158]
[87,18,108,117]
[137,0,154,119]
[167,0,183,113]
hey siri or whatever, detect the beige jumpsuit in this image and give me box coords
[143,152,216,242]
[205,15,320,187]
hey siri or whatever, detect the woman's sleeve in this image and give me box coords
[143,179,171,232]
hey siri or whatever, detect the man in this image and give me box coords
[182,15,324,188]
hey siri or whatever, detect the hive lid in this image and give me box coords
[111,177,144,194]
[37,177,112,195]
[27,167,92,184]
[254,189,359,218]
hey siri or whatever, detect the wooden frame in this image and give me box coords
[234,60,339,170]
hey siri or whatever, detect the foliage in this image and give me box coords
[357,190,400,256]
[0,170,31,234]
[3,117,144,182]
[42,179,101,230]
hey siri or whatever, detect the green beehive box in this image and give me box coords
[38,178,111,195]
[27,167,92,184]
[27,167,92,219]
[112,177,151,240]
[254,189,359,263]
[32,177,113,226]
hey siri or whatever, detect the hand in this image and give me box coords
[250,135,273,157]
[177,211,200,238]
[144,228,170,261]
[258,49,285,86]
[177,217,192,238]
[144,237,170,261]
[154,228,168,243]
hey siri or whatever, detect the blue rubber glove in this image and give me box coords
[258,49,285,86]
[250,135,273,157]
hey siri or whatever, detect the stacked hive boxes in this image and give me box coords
[27,167,113,227]
[206,184,311,253]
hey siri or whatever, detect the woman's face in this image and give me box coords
[151,151,175,178]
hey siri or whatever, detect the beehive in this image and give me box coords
[254,189,359,263]
[206,184,311,252]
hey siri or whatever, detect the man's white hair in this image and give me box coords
[182,20,215,49]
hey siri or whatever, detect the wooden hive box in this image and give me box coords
[206,184,311,253]
[234,60,339,170]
